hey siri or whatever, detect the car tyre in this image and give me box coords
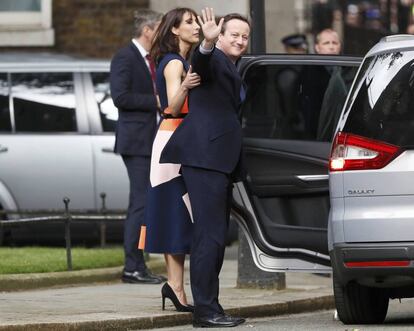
[0,204,6,246]
[333,273,389,324]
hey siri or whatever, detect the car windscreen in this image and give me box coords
[341,50,414,147]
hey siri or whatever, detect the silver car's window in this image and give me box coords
[242,63,358,142]
[91,72,118,132]
[11,73,77,132]
[0,73,11,132]
[343,51,414,146]
[341,56,375,116]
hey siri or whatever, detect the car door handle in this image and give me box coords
[296,175,329,182]
[0,145,8,153]
[101,147,114,153]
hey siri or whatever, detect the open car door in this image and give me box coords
[233,54,361,272]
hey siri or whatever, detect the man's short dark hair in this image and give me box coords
[220,13,250,34]
[133,9,162,38]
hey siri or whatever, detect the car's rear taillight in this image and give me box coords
[329,132,401,172]
[345,260,410,268]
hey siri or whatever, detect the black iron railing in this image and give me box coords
[0,193,126,271]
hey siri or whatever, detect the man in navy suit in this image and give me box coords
[110,9,164,284]
[161,8,250,327]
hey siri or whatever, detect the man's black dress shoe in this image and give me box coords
[122,269,164,284]
[145,269,167,282]
[193,314,245,328]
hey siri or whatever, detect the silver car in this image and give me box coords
[329,35,414,324]
[0,53,128,242]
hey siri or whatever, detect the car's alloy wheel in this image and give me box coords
[333,273,389,324]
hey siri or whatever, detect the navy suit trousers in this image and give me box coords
[122,155,150,272]
[181,165,232,318]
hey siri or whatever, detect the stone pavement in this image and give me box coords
[0,250,334,331]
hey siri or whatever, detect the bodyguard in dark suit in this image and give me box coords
[161,8,250,327]
[110,9,164,284]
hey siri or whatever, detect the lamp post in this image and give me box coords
[249,0,266,53]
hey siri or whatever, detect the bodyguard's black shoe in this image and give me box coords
[122,269,163,284]
[146,269,167,282]
[193,314,245,328]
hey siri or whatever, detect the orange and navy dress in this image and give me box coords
[140,53,193,254]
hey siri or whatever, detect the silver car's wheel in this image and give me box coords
[333,273,389,324]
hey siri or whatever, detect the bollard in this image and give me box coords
[99,193,107,247]
[63,197,73,271]
[237,227,286,289]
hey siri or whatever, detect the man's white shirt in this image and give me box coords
[132,38,151,70]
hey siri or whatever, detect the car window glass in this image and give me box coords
[343,51,414,147]
[341,56,374,119]
[0,73,11,132]
[242,63,358,142]
[11,73,77,132]
[91,72,118,132]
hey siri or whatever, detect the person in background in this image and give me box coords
[300,29,342,139]
[314,28,341,55]
[406,24,414,35]
[299,28,341,142]
[281,33,308,54]
[110,9,165,285]
[142,7,201,313]
[275,34,308,138]
[315,29,352,141]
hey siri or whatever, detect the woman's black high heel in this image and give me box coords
[161,283,194,313]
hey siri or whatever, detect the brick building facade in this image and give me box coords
[2,0,149,59]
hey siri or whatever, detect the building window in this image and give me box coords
[0,0,54,47]
[0,0,41,11]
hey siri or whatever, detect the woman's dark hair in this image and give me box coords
[150,7,197,63]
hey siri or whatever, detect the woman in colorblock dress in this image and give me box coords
[141,7,200,312]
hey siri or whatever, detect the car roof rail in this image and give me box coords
[380,34,414,43]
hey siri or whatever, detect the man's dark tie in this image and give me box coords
[145,54,157,94]
[240,82,247,103]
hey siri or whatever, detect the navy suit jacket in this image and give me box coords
[160,46,243,174]
[110,42,158,156]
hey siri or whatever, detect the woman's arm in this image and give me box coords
[164,59,200,117]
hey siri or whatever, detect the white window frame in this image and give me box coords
[0,0,54,46]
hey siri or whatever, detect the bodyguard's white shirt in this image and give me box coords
[132,38,151,71]
[131,38,160,123]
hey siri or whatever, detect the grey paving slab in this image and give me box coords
[0,258,334,330]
